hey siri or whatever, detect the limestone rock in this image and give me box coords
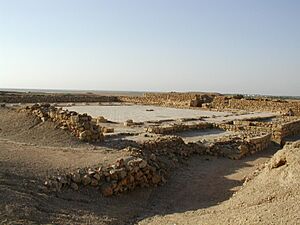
[101,184,113,197]
[270,155,287,169]
[97,116,107,123]
[93,173,101,181]
[70,182,79,191]
[102,127,114,133]
[151,174,161,184]
[90,178,99,187]
[124,119,134,126]
[71,172,81,183]
[82,175,92,185]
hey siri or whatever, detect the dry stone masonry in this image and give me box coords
[43,133,273,196]
[20,104,104,142]
[145,122,213,134]
[44,137,201,196]
[119,92,218,108]
[210,96,300,116]
[202,132,272,160]
[272,118,300,144]
[217,116,300,145]
[45,153,165,196]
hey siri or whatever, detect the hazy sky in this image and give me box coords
[0,0,299,95]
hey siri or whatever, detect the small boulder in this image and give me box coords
[71,172,81,183]
[270,155,287,169]
[102,127,114,133]
[124,119,134,126]
[151,174,161,184]
[82,175,92,185]
[97,116,107,123]
[70,182,79,191]
[101,183,113,197]
[90,178,99,187]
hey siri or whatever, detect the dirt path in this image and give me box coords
[133,146,277,224]
[138,143,300,225]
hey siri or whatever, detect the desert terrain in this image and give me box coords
[1,91,300,225]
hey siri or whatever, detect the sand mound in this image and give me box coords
[0,108,83,147]
[138,141,300,225]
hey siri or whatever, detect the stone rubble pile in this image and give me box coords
[217,116,300,145]
[204,132,272,159]
[141,136,206,158]
[44,153,165,196]
[20,104,104,142]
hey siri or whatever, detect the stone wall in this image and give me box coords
[210,96,300,116]
[216,122,272,134]
[45,137,205,196]
[140,136,206,157]
[273,119,300,144]
[217,116,300,145]
[145,122,213,134]
[119,92,218,108]
[44,134,272,196]
[246,133,272,153]
[206,132,272,159]
[45,154,164,196]
[19,104,104,142]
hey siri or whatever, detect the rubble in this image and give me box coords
[19,104,104,142]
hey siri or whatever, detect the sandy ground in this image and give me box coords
[138,142,300,225]
[0,107,298,225]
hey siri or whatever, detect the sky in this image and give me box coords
[0,0,299,96]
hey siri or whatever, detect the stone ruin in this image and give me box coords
[145,121,213,134]
[13,102,300,196]
[44,137,198,196]
[45,153,164,197]
[119,92,300,116]
[205,132,272,160]
[119,92,218,108]
[19,104,104,142]
[218,116,300,145]
[44,133,274,196]
[210,96,300,116]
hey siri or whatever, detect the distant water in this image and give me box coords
[0,88,144,97]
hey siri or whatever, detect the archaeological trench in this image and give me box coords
[1,91,300,223]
